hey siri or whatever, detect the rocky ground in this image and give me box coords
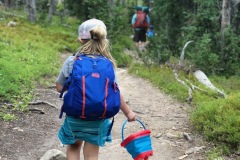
[0,52,239,160]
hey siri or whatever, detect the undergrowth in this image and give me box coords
[0,17,79,101]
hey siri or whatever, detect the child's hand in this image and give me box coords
[126,110,136,122]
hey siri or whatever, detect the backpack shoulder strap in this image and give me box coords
[59,76,71,98]
[59,76,72,119]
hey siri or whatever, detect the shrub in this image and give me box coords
[191,93,240,151]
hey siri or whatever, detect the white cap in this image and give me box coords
[78,18,106,39]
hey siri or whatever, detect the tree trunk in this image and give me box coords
[220,0,231,59]
[48,0,56,23]
[4,0,10,8]
[24,0,28,12]
[221,0,231,31]
[27,0,37,22]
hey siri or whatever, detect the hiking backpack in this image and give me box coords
[59,54,121,120]
[133,11,149,28]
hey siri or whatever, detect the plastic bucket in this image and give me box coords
[121,119,153,160]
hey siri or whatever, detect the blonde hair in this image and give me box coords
[78,25,117,68]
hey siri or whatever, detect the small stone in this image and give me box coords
[183,132,192,141]
[185,146,205,155]
[166,133,179,138]
[153,133,163,138]
[40,149,66,160]
[178,155,188,159]
[13,127,24,132]
[7,21,17,27]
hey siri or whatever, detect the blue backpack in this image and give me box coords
[59,54,121,120]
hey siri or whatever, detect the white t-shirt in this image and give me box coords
[56,56,75,86]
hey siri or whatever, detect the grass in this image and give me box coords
[128,63,189,102]
[0,16,79,101]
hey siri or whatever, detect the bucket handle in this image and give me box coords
[121,119,146,141]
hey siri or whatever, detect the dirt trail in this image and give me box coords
[0,52,209,160]
[98,68,207,160]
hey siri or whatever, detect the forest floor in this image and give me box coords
[0,51,239,160]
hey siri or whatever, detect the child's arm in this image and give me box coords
[56,82,63,93]
[120,94,136,122]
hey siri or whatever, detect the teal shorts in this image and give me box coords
[58,116,112,147]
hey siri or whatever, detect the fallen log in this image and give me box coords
[193,70,226,98]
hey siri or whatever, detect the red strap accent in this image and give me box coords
[134,150,153,160]
[80,76,86,118]
[74,56,82,60]
[100,78,109,118]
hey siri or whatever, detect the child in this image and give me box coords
[55,18,136,160]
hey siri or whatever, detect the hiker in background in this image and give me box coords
[131,5,150,51]
[147,25,155,39]
[56,18,136,160]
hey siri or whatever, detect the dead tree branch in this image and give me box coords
[185,79,208,93]
[34,88,59,95]
[179,41,193,67]
[173,69,193,103]
[28,101,58,108]
[1,101,58,109]
[171,40,226,102]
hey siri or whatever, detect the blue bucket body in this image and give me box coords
[125,135,152,159]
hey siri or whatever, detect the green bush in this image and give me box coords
[146,36,172,64]
[191,93,240,151]
[111,44,132,67]
[182,34,220,75]
[111,35,133,67]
